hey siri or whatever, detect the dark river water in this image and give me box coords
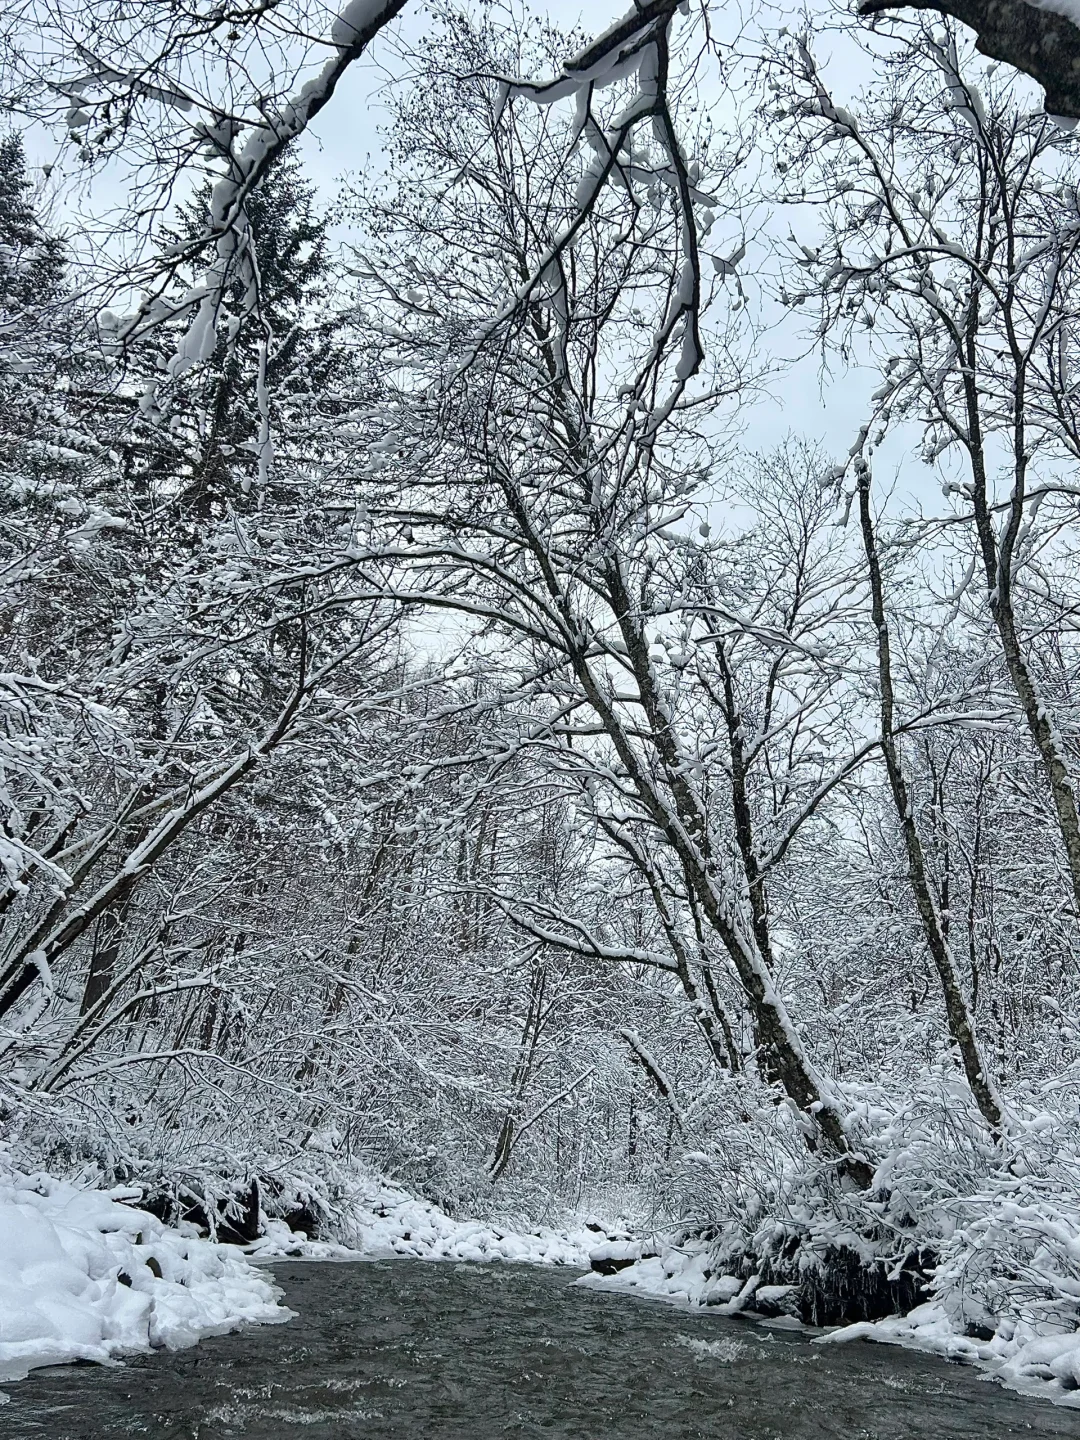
[5,1259,1080,1439]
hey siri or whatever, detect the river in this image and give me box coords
[5,1259,1080,1437]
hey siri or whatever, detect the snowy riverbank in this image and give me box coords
[0,1166,599,1394]
[821,1302,1080,1410]
[581,1229,1080,1410]
[245,1172,599,1267]
[0,1169,289,1395]
[576,1238,796,1318]
[8,1161,1080,1412]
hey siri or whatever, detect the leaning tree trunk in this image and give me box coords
[856,456,1006,1136]
[959,323,1080,922]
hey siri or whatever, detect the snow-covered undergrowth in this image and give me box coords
[823,1177,1080,1408]
[0,1167,289,1395]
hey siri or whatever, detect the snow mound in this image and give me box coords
[577,1238,748,1311]
[0,1170,290,1393]
[246,1175,596,1266]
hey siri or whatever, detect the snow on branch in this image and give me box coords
[857,0,1080,119]
[459,0,713,421]
[93,0,409,480]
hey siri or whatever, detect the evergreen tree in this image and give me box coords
[0,131,69,487]
[0,133,64,317]
[151,149,353,519]
[0,131,98,601]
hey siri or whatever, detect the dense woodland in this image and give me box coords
[3,0,1080,1335]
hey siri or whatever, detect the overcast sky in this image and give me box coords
[28,0,992,519]
[286,0,938,513]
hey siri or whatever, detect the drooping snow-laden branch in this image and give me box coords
[36,0,723,490]
[458,0,716,423]
[90,0,410,488]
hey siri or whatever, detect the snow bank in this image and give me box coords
[576,1237,754,1313]
[246,1174,596,1267]
[0,1170,289,1395]
[821,1302,1080,1409]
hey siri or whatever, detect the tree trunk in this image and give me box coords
[856,456,1006,1136]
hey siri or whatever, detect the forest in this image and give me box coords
[4,0,1080,1415]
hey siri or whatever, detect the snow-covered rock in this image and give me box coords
[577,1238,749,1312]
[0,1170,289,1395]
[245,1174,597,1268]
[587,1238,657,1274]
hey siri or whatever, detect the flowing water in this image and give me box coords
[5,1259,1080,1438]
